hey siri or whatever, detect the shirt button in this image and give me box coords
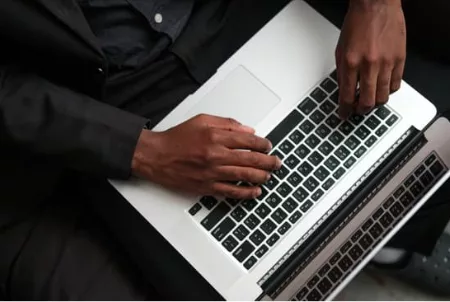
[97,67,104,74]
[154,13,163,24]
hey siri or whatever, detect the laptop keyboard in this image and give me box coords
[188,70,400,270]
[292,152,446,301]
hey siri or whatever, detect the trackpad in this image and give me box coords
[185,66,281,127]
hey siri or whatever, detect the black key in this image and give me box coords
[420,171,434,187]
[289,211,302,224]
[319,264,331,277]
[373,208,384,220]
[255,204,271,219]
[404,176,415,188]
[362,219,373,231]
[322,178,335,191]
[375,107,391,120]
[329,131,345,146]
[231,206,247,222]
[298,162,314,177]
[279,140,295,155]
[226,197,240,207]
[296,288,309,300]
[314,166,330,181]
[311,189,324,202]
[212,217,236,241]
[300,120,315,135]
[289,130,305,144]
[375,125,388,137]
[326,114,341,128]
[304,176,320,192]
[266,193,282,208]
[244,214,261,230]
[351,230,363,242]
[267,110,304,147]
[249,230,266,246]
[317,278,332,295]
[328,267,343,283]
[200,196,218,210]
[300,200,314,213]
[320,78,337,93]
[285,155,300,169]
[349,114,364,126]
[355,146,367,158]
[400,192,414,207]
[293,187,309,203]
[330,89,339,103]
[411,181,424,197]
[344,135,360,150]
[369,223,384,238]
[311,87,327,103]
[393,186,405,199]
[222,235,239,252]
[282,197,299,213]
[233,225,250,241]
[386,114,399,126]
[414,165,426,177]
[189,203,202,216]
[340,241,352,254]
[330,70,338,81]
[241,199,258,211]
[261,219,277,235]
[295,144,311,159]
[308,276,320,290]
[390,202,403,217]
[244,256,257,270]
[201,202,231,231]
[355,125,370,140]
[425,154,437,166]
[349,245,363,261]
[276,183,293,198]
[365,135,377,148]
[333,167,345,180]
[338,255,353,272]
[287,172,303,188]
[307,289,322,301]
[324,156,340,171]
[311,110,326,125]
[339,122,354,135]
[271,208,288,224]
[308,151,324,166]
[335,145,350,161]
[278,222,291,235]
[320,100,336,115]
[430,161,444,176]
[383,197,395,209]
[264,177,279,191]
[365,115,381,130]
[316,124,332,139]
[305,134,321,149]
[330,252,341,265]
[271,149,285,160]
[359,234,374,250]
[233,241,255,262]
[318,141,334,156]
[267,233,280,247]
[273,165,290,180]
[255,245,269,258]
[380,212,393,228]
[298,97,317,115]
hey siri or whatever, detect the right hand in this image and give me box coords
[131,114,282,199]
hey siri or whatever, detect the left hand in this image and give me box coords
[335,0,406,119]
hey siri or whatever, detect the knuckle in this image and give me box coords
[204,148,218,163]
[227,117,240,126]
[344,52,361,68]
[363,52,379,65]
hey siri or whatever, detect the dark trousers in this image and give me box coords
[1,0,450,300]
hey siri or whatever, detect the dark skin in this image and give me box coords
[132,0,407,199]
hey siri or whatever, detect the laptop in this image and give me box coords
[109,0,450,300]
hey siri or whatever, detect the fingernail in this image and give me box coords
[267,140,273,152]
[276,157,282,169]
[266,174,271,181]
[254,187,262,198]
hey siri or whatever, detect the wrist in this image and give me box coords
[349,0,402,10]
[131,129,160,180]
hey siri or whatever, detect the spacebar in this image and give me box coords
[266,110,304,147]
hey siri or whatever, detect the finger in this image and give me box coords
[390,59,405,93]
[214,130,272,153]
[211,182,261,200]
[338,56,359,119]
[357,61,378,115]
[196,114,255,134]
[222,150,282,171]
[215,166,271,185]
[376,64,393,106]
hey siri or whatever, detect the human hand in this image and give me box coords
[131,114,281,199]
[335,0,406,119]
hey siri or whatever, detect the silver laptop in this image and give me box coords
[109,0,450,300]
